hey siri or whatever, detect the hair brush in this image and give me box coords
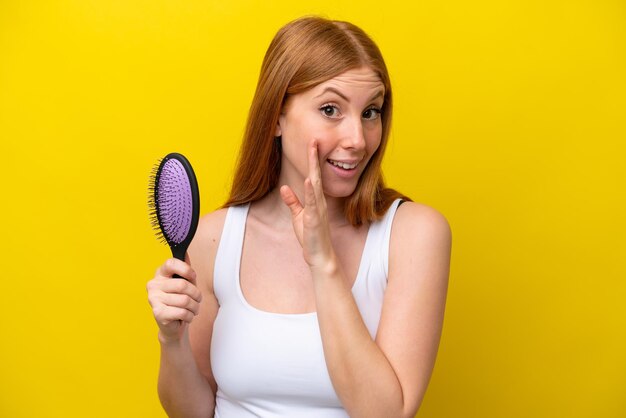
[148,152,200,279]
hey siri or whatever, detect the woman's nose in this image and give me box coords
[340,116,366,150]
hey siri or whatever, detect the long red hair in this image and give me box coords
[224,16,409,225]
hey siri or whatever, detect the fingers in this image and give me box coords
[304,177,317,210]
[147,276,201,305]
[147,258,203,328]
[156,292,201,317]
[154,305,195,325]
[308,141,321,191]
[158,277,203,303]
[307,141,326,210]
[157,257,197,284]
[280,185,303,218]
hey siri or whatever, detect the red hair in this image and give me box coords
[224,16,409,225]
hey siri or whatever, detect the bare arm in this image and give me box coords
[313,203,451,418]
[281,142,451,417]
[147,211,226,418]
[157,324,215,418]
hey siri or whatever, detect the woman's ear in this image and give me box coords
[275,115,283,137]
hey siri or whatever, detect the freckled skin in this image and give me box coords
[276,66,385,200]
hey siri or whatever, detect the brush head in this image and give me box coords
[148,153,200,260]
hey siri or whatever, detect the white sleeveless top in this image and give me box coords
[210,199,403,417]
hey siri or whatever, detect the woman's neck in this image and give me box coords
[253,186,350,229]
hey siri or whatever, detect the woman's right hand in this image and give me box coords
[146,257,203,344]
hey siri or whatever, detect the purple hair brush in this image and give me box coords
[148,152,200,279]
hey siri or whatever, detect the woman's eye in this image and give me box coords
[320,105,340,118]
[363,107,382,120]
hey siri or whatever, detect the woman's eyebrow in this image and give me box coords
[369,90,384,102]
[315,87,349,102]
[314,87,384,103]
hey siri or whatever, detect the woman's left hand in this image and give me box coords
[280,141,336,271]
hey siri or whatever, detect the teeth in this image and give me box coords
[329,159,358,170]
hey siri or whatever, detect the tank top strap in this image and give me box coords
[358,198,403,280]
[213,203,250,305]
[350,198,404,339]
[380,198,404,277]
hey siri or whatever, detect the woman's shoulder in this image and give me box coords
[194,202,252,249]
[392,200,452,249]
[387,200,452,287]
[186,207,230,293]
[196,207,230,242]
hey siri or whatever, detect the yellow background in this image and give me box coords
[1,1,624,417]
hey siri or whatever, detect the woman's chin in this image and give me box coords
[322,184,358,199]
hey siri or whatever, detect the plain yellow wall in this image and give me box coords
[1,1,624,417]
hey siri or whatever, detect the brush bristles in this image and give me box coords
[147,158,168,245]
[155,158,194,244]
[147,155,194,247]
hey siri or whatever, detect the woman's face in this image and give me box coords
[277,66,385,198]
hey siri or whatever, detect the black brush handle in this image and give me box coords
[168,153,199,281]
[171,245,188,280]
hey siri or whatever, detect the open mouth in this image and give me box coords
[327,159,358,170]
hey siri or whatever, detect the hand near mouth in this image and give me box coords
[280,141,337,272]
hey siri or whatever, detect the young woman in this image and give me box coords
[147,16,451,418]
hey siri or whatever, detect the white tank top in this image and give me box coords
[211,199,403,417]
